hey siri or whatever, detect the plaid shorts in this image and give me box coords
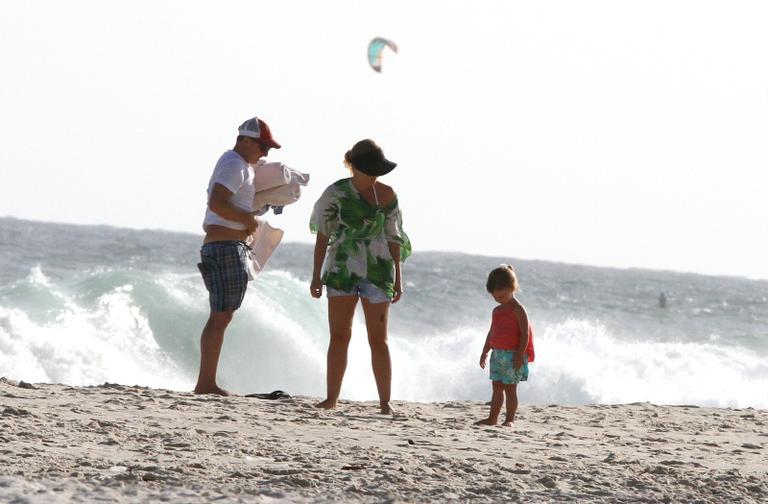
[198,241,250,312]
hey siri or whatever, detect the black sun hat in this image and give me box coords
[345,139,397,176]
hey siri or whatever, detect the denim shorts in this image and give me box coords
[198,241,249,312]
[326,280,391,304]
[489,349,529,385]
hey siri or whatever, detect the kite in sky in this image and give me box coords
[367,37,398,73]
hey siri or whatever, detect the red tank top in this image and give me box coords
[489,306,535,362]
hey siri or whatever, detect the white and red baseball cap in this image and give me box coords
[238,117,281,149]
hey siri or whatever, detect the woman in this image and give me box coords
[309,139,411,414]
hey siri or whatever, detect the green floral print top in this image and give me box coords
[310,178,411,298]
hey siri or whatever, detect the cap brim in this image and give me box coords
[238,130,281,149]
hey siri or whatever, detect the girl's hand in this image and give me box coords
[479,353,488,369]
[310,278,323,298]
[513,352,525,370]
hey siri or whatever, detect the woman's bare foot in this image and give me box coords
[474,418,497,426]
[193,385,231,396]
[315,399,337,409]
[379,403,395,415]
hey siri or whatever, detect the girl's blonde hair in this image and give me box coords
[486,264,518,293]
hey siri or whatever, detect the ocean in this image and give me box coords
[1,217,766,409]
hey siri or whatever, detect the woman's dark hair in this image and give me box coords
[486,264,518,293]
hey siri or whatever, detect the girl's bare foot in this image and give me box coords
[315,399,337,409]
[474,418,497,426]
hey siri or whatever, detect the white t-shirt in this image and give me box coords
[202,150,255,231]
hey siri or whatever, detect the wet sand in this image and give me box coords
[1,378,766,502]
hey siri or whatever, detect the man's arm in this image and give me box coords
[208,183,258,232]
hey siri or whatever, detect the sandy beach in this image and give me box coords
[1,377,766,503]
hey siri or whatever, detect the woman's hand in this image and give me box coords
[310,278,323,298]
[391,279,403,304]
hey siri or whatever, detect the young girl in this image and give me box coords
[476,265,535,427]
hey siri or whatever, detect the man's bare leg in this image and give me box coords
[315,296,358,409]
[361,299,393,414]
[194,310,234,395]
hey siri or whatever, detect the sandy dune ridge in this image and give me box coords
[1,378,766,502]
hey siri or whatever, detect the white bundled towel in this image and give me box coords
[245,162,310,279]
[252,162,310,215]
[252,160,292,192]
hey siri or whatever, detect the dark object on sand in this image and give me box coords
[245,390,291,400]
[341,464,367,471]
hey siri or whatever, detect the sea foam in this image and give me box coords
[2,217,767,408]
[3,265,766,409]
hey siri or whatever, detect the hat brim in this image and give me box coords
[238,131,282,149]
[352,155,397,177]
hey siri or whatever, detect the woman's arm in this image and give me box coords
[388,241,402,303]
[310,233,329,298]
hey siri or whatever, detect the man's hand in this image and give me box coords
[243,214,259,234]
[479,352,488,369]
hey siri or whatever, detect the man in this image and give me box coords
[194,117,281,395]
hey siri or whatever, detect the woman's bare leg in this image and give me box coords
[316,295,358,409]
[361,299,392,413]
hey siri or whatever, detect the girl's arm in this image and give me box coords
[514,305,530,370]
[310,233,329,298]
[479,328,492,368]
[387,241,403,303]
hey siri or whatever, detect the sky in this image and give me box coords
[1,0,767,279]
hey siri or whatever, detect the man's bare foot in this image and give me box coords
[193,386,231,396]
[474,418,497,426]
[315,399,337,409]
[501,420,515,427]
